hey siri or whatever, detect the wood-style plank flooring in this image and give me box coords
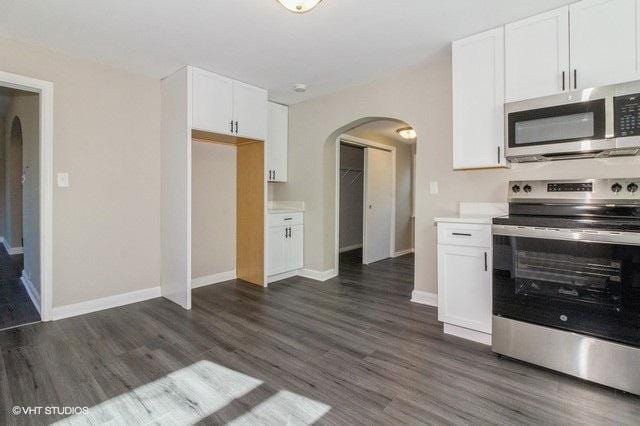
[0,250,638,424]
[0,250,40,332]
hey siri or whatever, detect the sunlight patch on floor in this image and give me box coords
[53,360,330,425]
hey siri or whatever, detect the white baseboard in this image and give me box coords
[411,289,438,307]
[444,323,491,345]
[393,248,414,258]
[20,270,41,315]
[52,286,161,321]
[0,237,23,255]
[267,270,299,284]
[339,244,362,253]
[298,268,338,282]
[191,270,236,289]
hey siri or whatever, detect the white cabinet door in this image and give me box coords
[233,81,268,141]
[505,7,570,102]
[192,68,234,134]
[437,244,492,333]
[267,226,287,275]
[452,27,506,170]
[267,102,288,182]
[286,225,304,271]
[570,0,640,89]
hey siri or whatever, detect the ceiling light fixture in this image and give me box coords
[277,0,323,13]
[396,127,417,140]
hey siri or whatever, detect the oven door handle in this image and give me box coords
[492,224,640,246]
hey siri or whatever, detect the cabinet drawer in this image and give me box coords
[268,212,303,227]
[437,223,491,248]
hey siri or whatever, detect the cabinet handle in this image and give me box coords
[452,232,472,237]
[268,170,272,180]
[273,169,276,181]
[288,227,292,238]
[230,120,234,133]
[235,121,238,134]
[284,217,293,221]
[284,227,288,239]
[574,69,577,90]
[562,71,565,91]
[484,252,488,272]
[497,146,501,164]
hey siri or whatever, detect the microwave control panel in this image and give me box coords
[614,93,640,137]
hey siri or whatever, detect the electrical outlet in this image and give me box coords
[430,181,439,194]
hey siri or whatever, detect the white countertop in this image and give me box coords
[434,202,508,225]
[267,201,305,214]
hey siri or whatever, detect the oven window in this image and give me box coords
[514,112,594,145]
[493,235,640,347]
[508,98,606,147]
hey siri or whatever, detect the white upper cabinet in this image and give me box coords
[190,67,267,140]
[192,68,234,134]
[505,7,570,102]
[570,0,640,90]
[267,102,288,182]
[233,81,268,141]
[452,27,507,170]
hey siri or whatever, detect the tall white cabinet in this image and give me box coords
[267,102,288,182]
[452,27,506,170]
[267,212,303,281]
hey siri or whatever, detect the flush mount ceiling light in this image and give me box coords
[277,0,323,13]
[397,127,417,140]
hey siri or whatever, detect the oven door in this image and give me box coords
[506,98,610,158]
[492,225,640,347]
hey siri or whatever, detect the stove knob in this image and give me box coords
[628,182,639,193]
[611,183,623,193]
[512,185,521,193]
[523,184,532,193]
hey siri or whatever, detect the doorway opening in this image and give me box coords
[335,118,416,272]
[0,87,40,330]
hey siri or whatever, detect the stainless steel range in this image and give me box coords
[492,178,640,395]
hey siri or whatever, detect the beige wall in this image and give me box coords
[191,141,236,279]
[274,51,640,294]
[4,93,40,295]
[0,36,161,307]
[345,129,414,253]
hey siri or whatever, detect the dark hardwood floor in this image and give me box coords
[0,250,638,424]
[0,249,40,332]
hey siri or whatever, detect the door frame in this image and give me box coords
[335,134,396,269]
[0,71,54,321]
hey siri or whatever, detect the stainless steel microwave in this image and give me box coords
[505,80,640,162]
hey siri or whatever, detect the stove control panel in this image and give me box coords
[509,178,640,201]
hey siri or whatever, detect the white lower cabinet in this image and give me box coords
[437,222,492,344]
[267,213,303,280]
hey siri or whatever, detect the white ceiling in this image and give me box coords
[0,0,573,104]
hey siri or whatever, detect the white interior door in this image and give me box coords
[363,147,393,264]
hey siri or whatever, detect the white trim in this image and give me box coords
[267,269,299,284]
[191,270,236,288]
[52,287,161,321]
[393,248,414,257]
[411,290,438,307]
[20,270,41,315]
[0,237,23,255]
[443,323,492,346]
[0,71,53,321]
[298,268,338,282]
[339,244,362,253]
[335,134,397,269]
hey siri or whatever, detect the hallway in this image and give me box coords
[0,249,39,331]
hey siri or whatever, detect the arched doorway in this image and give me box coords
[8,116,23,249]
[327,117,417,272]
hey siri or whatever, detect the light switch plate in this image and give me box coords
[430,181,439,194]
[57,173,69,188]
